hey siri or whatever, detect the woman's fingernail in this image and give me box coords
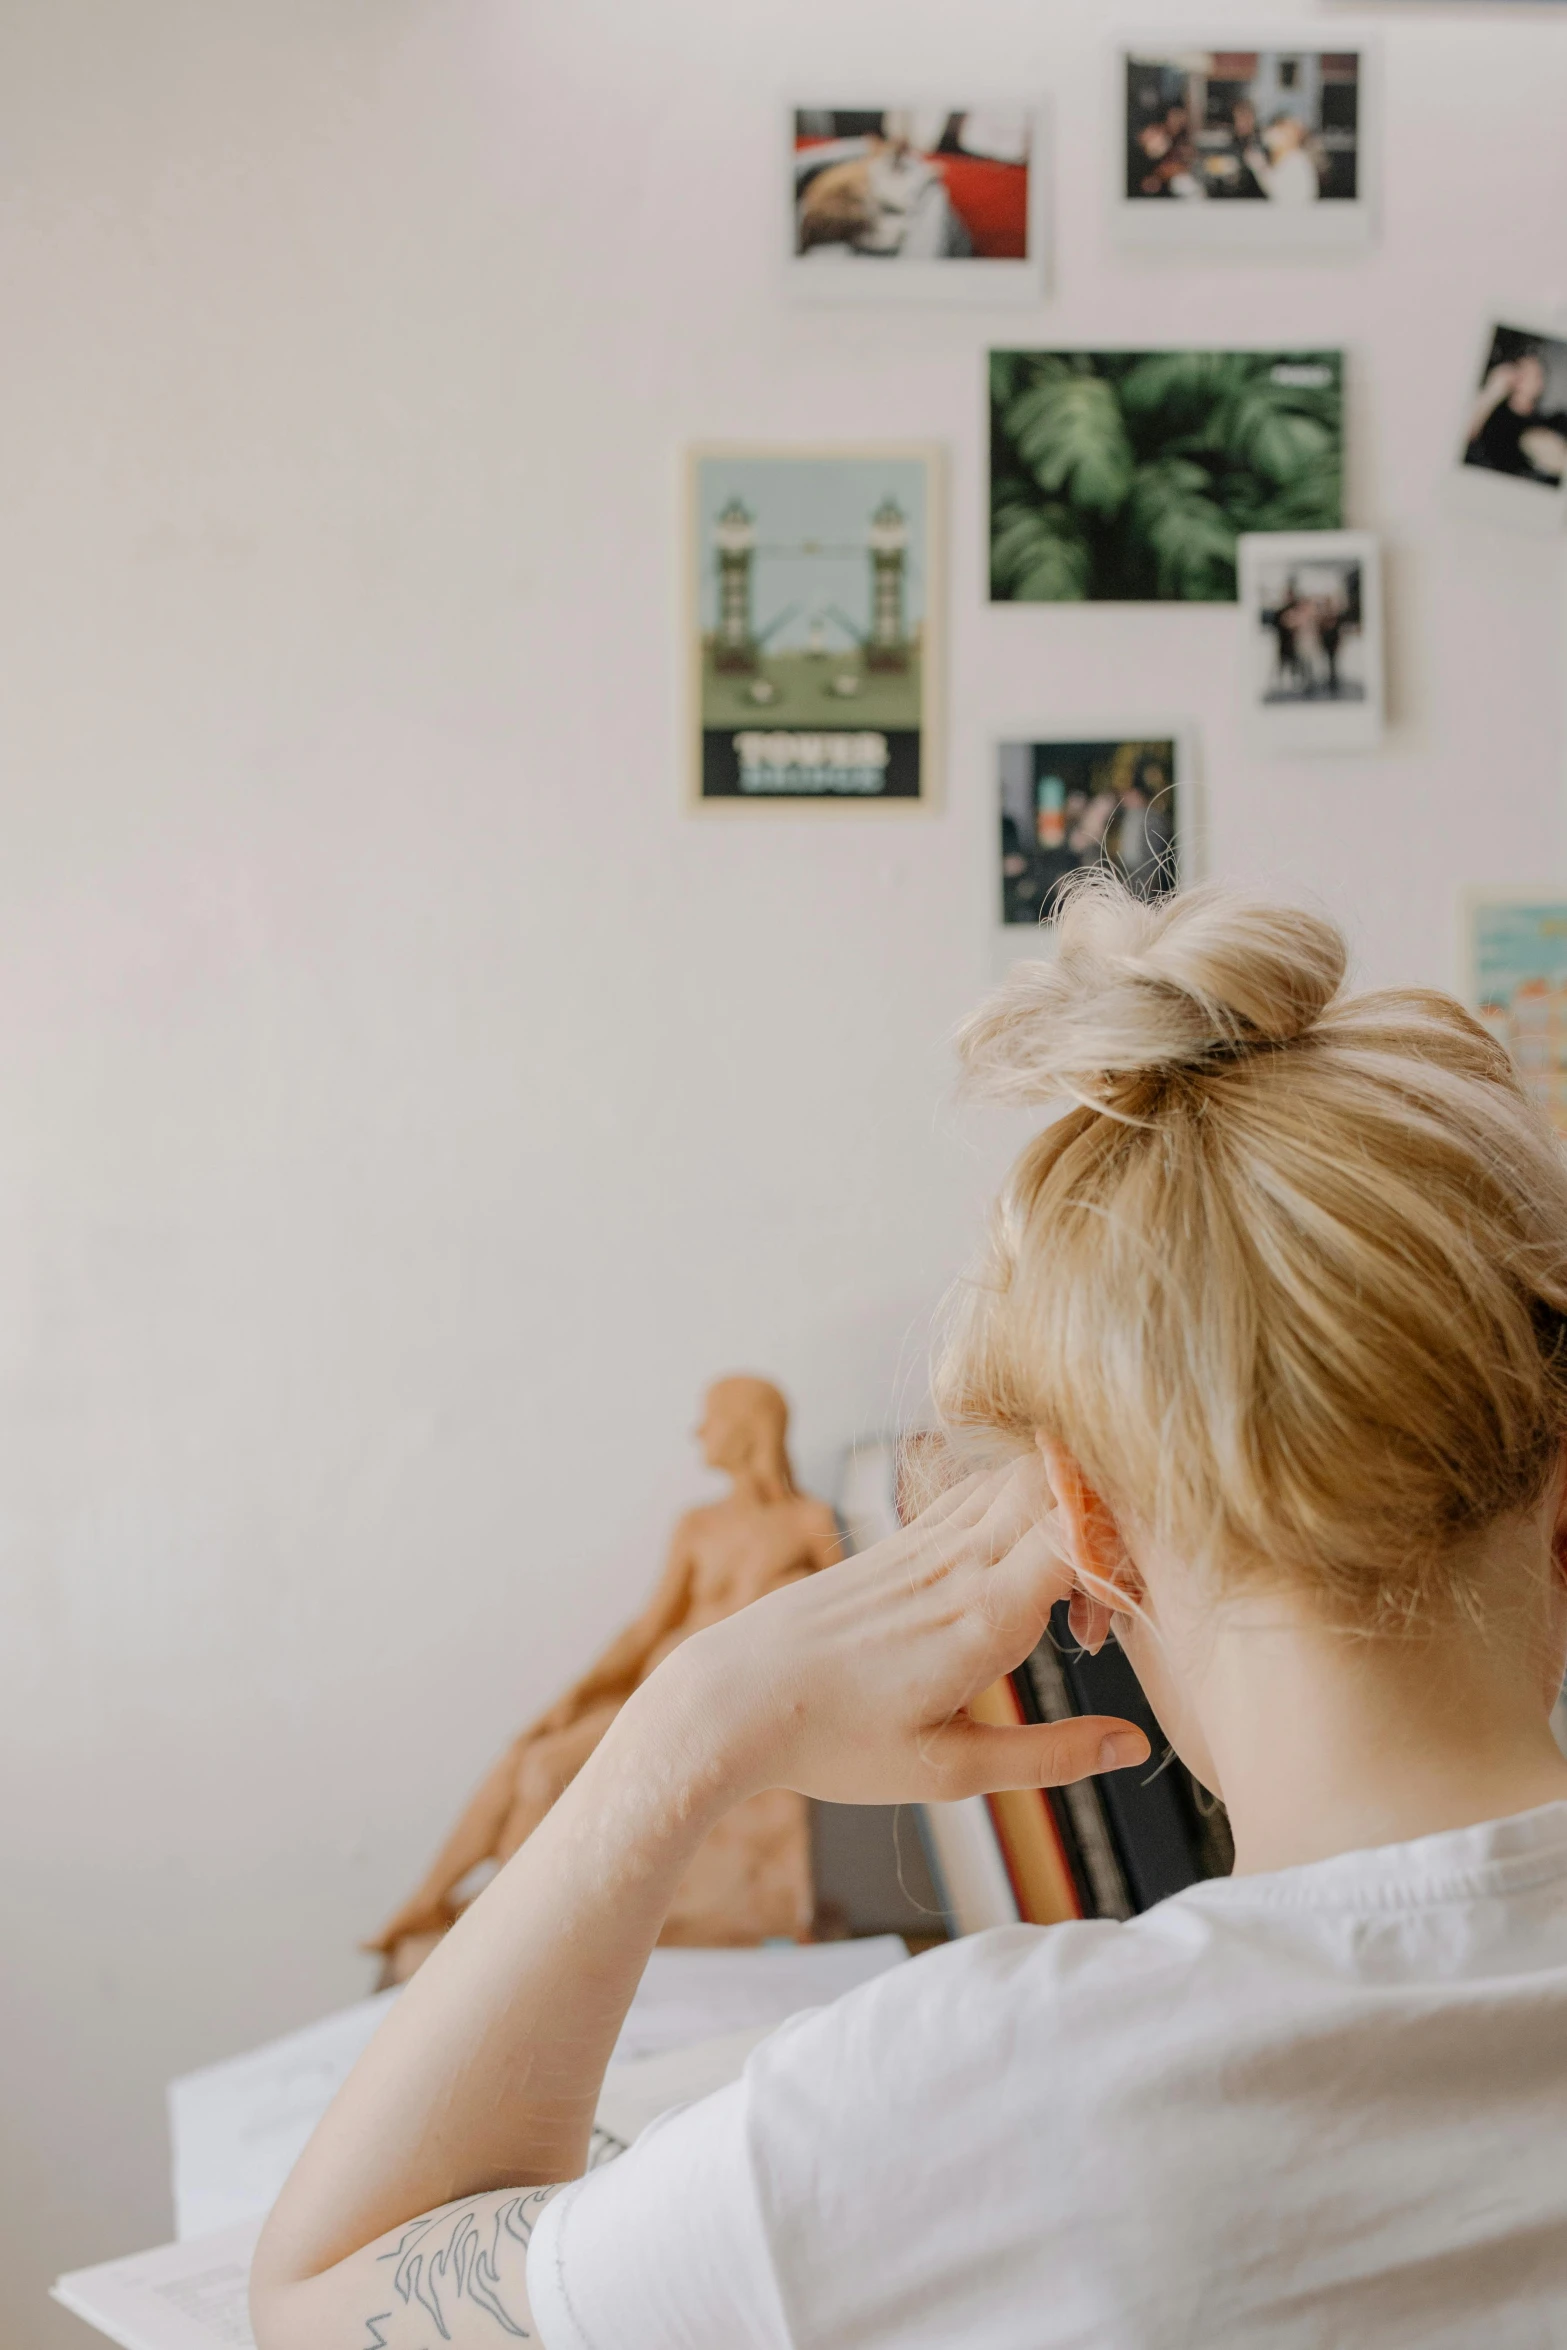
[1098,1732,1146,1772]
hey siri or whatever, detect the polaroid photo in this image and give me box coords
[1236,531,1384,754]
[1116,39,1372,250]
[990,349,1342,604]
[687,445,943,813]
[997,733,1191,932]
[1464,891,1567,1138]
[788,106,1047,302]
[1450,312,1567,532]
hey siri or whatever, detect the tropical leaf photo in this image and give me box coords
[988,348,1343,602]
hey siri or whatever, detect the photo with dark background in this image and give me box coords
[1125,50,1359,204]
[1000,738,1178,926]
[1463,325,1567,487]
[990,349,1343,602]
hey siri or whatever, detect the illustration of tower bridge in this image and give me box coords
[712,494,912,675]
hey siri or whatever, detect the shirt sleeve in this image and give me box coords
[526,2080,793,2350]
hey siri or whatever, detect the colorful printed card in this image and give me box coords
[1466,892,1567,1135]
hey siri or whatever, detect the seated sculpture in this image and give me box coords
[366,1375,841,1982]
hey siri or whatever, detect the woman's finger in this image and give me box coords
[957,1515,1073,1633]
[897,1466,1025,1580]
[922,1714,1152,1802]
[967,1455,1058,1557]
[904,1460,1013,1535]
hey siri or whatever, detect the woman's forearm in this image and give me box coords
[252,1653,737,2311]
[251,1463,1142,2350]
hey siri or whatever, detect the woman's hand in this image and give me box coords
[253,1454,1153,2350]
[643,1455,1151,1809]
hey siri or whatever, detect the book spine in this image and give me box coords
[969,1679,1082,1925]
[1010,1644,1096,1916]
[1046,1598,1213,1912]
[916,1796,1021,1935]
[1013,1643,1134,1922]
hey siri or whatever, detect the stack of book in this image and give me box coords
[839,1437,1233,1934]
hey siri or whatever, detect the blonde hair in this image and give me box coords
[935,874,1567,1631]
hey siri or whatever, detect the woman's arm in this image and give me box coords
[250,1460,1148,2350]
[253,1666,736,2348]
[363,1543,699,1957]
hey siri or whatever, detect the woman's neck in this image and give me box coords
[1197,1590,1567,1876]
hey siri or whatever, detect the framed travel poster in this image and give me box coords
[688,446,943,810]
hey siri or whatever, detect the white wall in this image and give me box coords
[3,2,1564,2337]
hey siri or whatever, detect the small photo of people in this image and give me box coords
[1000,739,1178,928]
[793,110,1032,264]
[1125,49,1360,206]
[1462,326,1567,489]
[1253,558,1365,705]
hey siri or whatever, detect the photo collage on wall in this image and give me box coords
[689,39,1567,1000]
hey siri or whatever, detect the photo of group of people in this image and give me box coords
[999,737,1179,927]
[1119,47,1368,247]
[1126,49,1359,204]
[1238,531,1384,752]
[1255,559,1364,704]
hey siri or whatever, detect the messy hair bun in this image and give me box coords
[938,873,1567,1632]
[958,873,1346,1112]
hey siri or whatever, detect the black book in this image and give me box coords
[1011,1634,1133,1920]
[1013,1601,1233,1915]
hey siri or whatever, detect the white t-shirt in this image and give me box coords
[528,1801,1567,2348]
[1252,145,1320,205]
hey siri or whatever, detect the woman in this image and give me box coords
[1466,345,1567,486]
[252,877,1567,2347]
[1243,112,1321,205]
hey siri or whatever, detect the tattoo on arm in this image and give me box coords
[368,2187,558,2343]
[353,2134,626,2345]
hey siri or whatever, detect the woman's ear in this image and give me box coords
[1036,1436,1142,1652]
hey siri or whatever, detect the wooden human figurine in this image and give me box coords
[366,1376,842,1984]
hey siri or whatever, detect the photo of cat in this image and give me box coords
[790,108,1045,302]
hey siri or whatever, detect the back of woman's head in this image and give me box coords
[936,872,1567,1631]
